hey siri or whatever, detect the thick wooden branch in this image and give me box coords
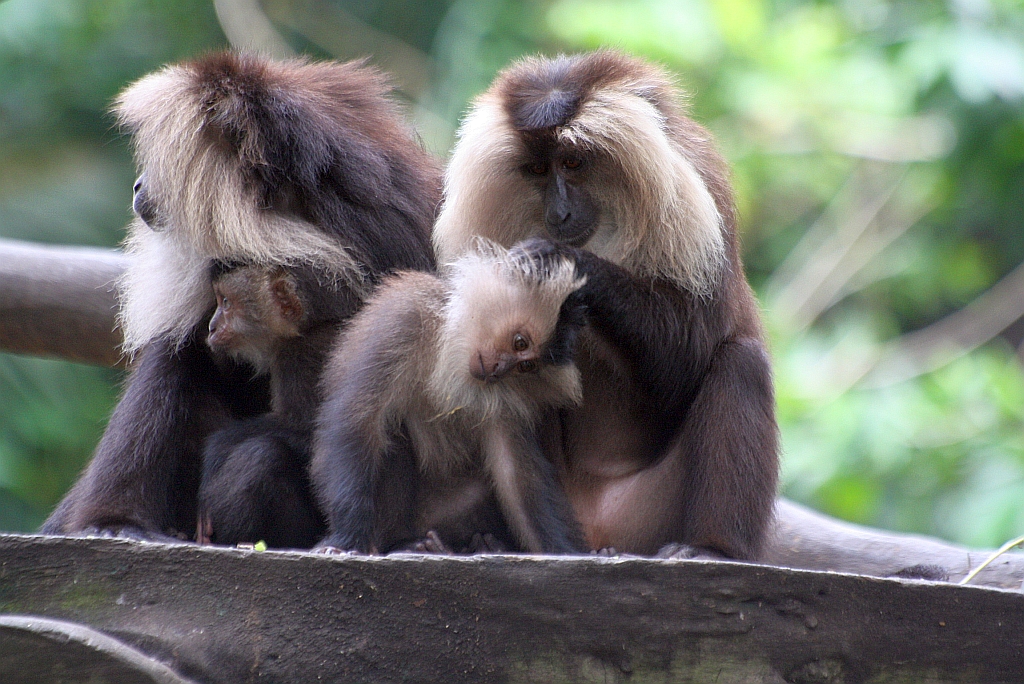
[0,238,126,368]
[1,534,1022,683]
[2,238,1022,587]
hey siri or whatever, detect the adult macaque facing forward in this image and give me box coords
[42,52,438,540]
[433,50,779,560]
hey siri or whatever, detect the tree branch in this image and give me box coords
[0,238,126,368]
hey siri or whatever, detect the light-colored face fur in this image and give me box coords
[114,64,363,354]
[427,242,585,424]
[433,55,726,297]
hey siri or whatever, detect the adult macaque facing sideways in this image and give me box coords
[43,52,439,540]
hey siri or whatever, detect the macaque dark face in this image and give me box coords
[523,151,600,246]
[470,329,541,383]
[207,268,304,369]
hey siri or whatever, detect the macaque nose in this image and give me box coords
[545,176,573,228]
[132,173,162,230]
[471,352,513,383]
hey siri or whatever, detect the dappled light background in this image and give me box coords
[1,0,1023,546]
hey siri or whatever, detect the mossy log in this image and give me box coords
[1,534,1023,683]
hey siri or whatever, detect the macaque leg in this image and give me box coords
[675,338,777,559]
[314,436,420,554]
[200,423,324,549]
[573,339,776,559]
[484,425,584,554]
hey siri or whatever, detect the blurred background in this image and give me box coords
[0,0,1022,545]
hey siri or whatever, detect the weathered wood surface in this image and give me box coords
[0,615,195,684]
[0,533,1022,684]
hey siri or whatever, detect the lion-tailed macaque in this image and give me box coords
[42,52,438,540]
[312,243,588,554]
[433,50,779,560]
[197,264,328,549]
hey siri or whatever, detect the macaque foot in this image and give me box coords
[655,543,732,561]
[464,532,508,554]
[310,545,366,556]
[78,525,184,544]
[405,530,454,555]
[590,547,619,557]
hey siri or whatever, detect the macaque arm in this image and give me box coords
[42,337,238,536]
[483,422,585,554]
[673,337,779,558]
[311,306,424,553]
[514,238,720,409]
[312,392,389,552]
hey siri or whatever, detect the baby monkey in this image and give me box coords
[206,264,305,370]
[312,242,588,554]
[199,263,331,548]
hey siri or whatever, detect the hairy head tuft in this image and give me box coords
[434,49,734,297]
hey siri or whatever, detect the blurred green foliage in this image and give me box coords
[1,0,1023,546]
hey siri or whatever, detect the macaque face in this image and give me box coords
[469,327,542,384]
[522,149,600,247]
[206,268,303,369]
[207,282,265,361]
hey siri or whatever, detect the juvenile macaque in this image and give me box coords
[312,244,588,554]
[197,264,329,549]
[206,265,305,370]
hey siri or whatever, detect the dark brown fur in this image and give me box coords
[197,265,329,549]
[42,52,439,540]
[311,248,587,554]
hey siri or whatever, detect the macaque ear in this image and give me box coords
[270,276,303,324]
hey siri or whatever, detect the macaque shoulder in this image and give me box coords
[322,270,444,383]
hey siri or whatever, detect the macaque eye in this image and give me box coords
[517,360,537,373]
[563,157,582,170]
[528,162,548,176]
[512,334,530,352]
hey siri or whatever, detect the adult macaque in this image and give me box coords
[43,52,439,540]
[197,264,327,549]
[312,244,588,554]
[433,50,779,560]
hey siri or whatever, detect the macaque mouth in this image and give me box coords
[473,352,513,383]
[549,224,595,247]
